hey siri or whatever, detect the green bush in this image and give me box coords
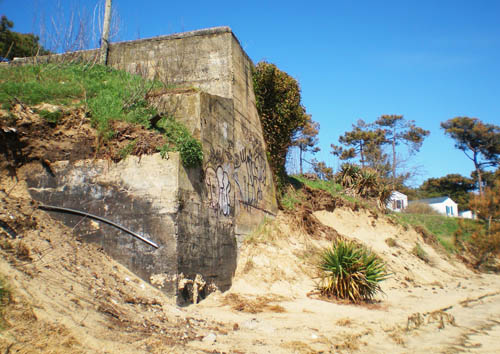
[403,202,440,215]
[253,61,308,192]
[317,239,389,303]
[158,116,203,168]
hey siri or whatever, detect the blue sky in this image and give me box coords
[3,0,500,186]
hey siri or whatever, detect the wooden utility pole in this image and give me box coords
[100,0,112,65]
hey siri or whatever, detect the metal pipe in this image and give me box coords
[38,204,159,249]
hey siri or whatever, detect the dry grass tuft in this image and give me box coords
[222,293,287,314]
[336,317,353,327]
[385,237,398,247]
[281,340,317,354]
[412,242,431,263]
[414,225,439,245]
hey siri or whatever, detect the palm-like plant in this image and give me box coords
[377,184,393,209]
[355,168,378,197]
[318,240,389,302]
[336,163,360,189]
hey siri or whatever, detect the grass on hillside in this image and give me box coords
[0,63,160,134]
[292,175,343,196]
[0,62,203,166]
[393,213,480,253]
[284,174,481,255]
[281,174,368,211]
[281,175,341,211]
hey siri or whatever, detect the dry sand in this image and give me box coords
[1,172,500,353]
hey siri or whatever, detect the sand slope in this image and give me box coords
[1,172,500,353]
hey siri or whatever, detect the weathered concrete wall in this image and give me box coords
[26,155,180,295]
[143,28,277,237]
[25,27,277,302]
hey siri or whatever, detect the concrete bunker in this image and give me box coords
[26,27,278,304]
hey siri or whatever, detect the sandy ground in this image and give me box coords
[1,171,500,353]
[185,210,500,353]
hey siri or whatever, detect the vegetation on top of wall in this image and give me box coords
[0,15,51,60]
[0,62,203,167]
[157,116,203,168]
[0,63,160,134]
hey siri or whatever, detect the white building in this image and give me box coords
[459,210,476,219]
[411,196,459,217]
[387,191,408,212]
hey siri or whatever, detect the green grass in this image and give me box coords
[282,174,372,212]
[393,213,480,253]
[280,186,305,211]
[0,62,203,167]
[0,62,161,136]
[291,175,342,197]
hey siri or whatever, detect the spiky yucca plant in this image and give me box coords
[336,163,360,189]
[355,168,378,197]
[318,240,389,302]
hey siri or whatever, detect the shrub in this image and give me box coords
[336,163,360,189]
[157,116,203,168]
[317,239,389,303]
[403,202,440,215]
[253,61,308,192]
[335,163,391,208]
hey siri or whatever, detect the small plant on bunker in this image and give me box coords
[118,140,137,160]
[317,239,389,303]
[157,116,203,168]
[37,109,62,125]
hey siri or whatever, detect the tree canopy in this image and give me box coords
[418,173,475,211]
[441,117,500,195]
[375,114,429,186]
[331,119,386,169]
[253,61,309,190]
[292,114,320,174]
[0,15,50,59]
[331,115,428,186]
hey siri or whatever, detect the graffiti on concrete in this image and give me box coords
[233,145,267,210]
[204,137,268,215]
[204,165,231,216]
